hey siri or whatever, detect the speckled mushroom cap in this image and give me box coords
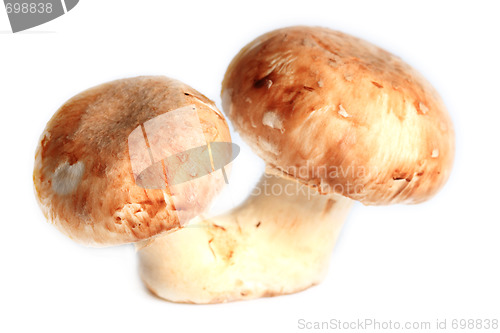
[34,76,231,246]
[222,26,454,205]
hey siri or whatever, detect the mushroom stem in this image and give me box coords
[136,173,353,303]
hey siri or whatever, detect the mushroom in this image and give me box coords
[34,76,231,246]
[137,26,454,303]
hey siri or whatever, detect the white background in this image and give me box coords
[1,1,499,332]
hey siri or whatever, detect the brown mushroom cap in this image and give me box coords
[34,76,230,246]
[222,26,454,205]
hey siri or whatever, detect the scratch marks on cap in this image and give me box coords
[416,101,429,115]
[52,161,85,195]
[338,104,350,118]
[262,111,285,132]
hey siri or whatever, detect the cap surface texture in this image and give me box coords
[222,26,454,205]
[34,76,230,245]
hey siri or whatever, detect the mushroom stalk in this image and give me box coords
[137,173,353,303]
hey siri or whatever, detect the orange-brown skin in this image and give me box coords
[222,26,454,205]
[34,76,231,246]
